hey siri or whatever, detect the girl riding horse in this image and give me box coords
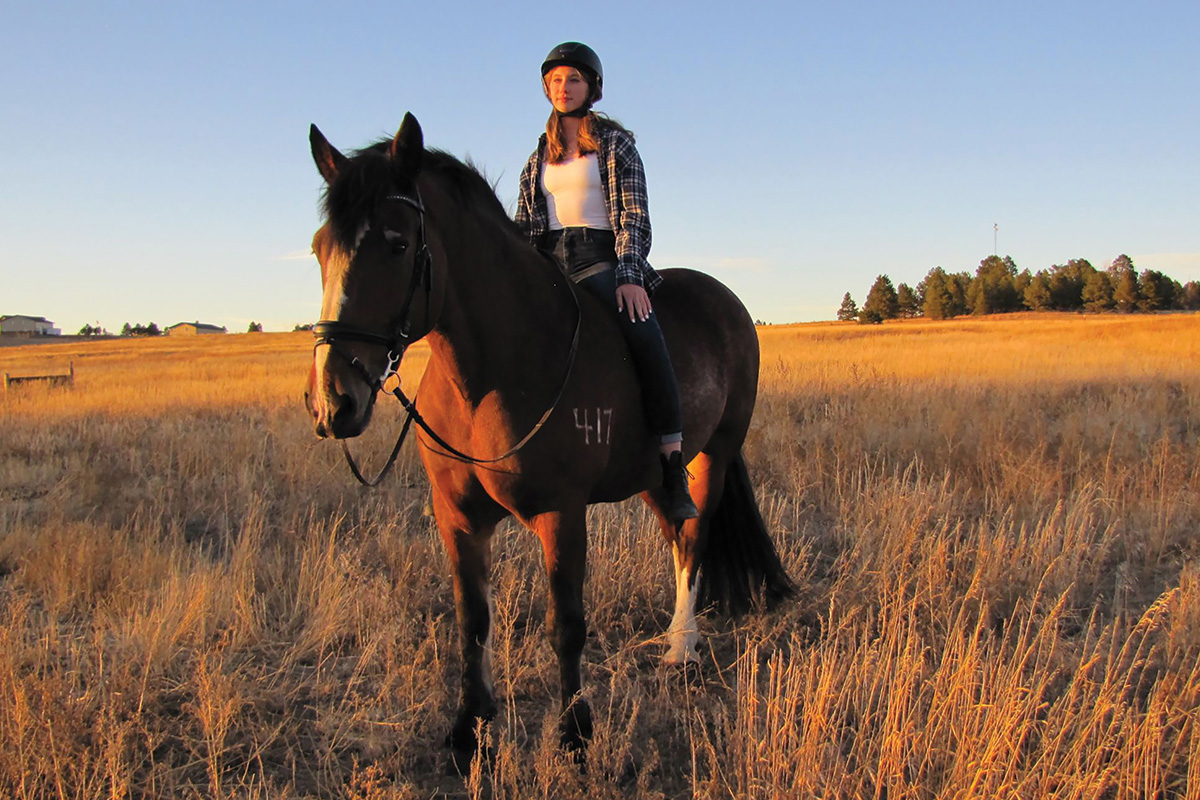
[516,42,697,522]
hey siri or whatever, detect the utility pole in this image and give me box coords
[994,223,998,256]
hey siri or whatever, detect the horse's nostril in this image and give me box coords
[332,392,355,420]
[330,393,358,435]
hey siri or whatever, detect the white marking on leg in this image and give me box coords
[665,543,701,664]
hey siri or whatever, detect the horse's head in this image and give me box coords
[304,113,438,439]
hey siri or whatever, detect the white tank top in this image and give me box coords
[541,154,612,230]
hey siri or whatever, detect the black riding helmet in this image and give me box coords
[541,41,603,105]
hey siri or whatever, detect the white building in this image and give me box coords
[0,315,61,335]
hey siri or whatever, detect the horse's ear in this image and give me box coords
[310,124,349,185]
[390,112,424,177]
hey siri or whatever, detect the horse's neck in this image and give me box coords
[425,214,574,407]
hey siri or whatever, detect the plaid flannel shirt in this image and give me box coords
[515,120,663,294]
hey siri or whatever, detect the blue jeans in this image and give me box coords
[542,228,683,442]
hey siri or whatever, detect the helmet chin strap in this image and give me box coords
[560,104,591,118]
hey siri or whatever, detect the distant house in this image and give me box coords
[0,315,61,336]
[166,321,227,336]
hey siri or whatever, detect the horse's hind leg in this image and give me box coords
[434,501,498,760]
[646,451,725,665]
[529,505,593,752]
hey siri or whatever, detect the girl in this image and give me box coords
[515,41,697,522]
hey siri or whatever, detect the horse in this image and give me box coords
[303,113,792,760]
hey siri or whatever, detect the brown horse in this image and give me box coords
[304,114,792,759]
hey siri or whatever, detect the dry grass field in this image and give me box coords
[2,313,1198,799]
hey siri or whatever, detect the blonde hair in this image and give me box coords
[544,110,603,164]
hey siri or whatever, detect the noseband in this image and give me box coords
[312,188,581,486]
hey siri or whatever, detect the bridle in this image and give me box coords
[313,190,432,390]
[312,188,581,486]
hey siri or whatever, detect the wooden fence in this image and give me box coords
[4,362,75,392]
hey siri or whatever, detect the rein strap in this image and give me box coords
[392,304,580,465]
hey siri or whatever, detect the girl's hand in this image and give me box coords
[616,284,652,322]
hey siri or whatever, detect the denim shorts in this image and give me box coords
[540,227,617,282]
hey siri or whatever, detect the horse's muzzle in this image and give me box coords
[308,386,375,439]
[305,358,375,439]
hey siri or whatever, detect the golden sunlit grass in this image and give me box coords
[1,315,1198,798]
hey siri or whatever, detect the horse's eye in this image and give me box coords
[384,231,408,255]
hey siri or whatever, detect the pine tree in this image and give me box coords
[1113,266,1139,313]
[922,268,955,320]
[1108,254,1135,280]
[1082,271,1114,312]
[1046,258,1095,309]
[1182,282,1200,310]
[859,275,899,324]
[969,255,1020,315]
[1024,273,1052,310]
[837,293,858,321]
[896,283,920,317]
[1138,270,1177,311]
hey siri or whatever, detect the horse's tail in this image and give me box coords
[698,452,794,616]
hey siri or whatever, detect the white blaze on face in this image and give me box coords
[319,247,352,321]
[665,543,701,664]
[318,219,369,322]
[312,245,353,418]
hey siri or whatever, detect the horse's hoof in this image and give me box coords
[444,721,477,753]
[445,747,473,777]
[559,697,593,756]
[443,705,496,771]
[445,745,495,777]
[444,725,495,777]
[445,702,496,745]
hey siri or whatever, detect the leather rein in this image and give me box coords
[313,189,581,486]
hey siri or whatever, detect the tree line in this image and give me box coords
[839,254,1197,323]
[78,321,280,335]
[76,322,164,336]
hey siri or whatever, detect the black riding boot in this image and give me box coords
[661,451,699,522]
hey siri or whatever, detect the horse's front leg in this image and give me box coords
[434,497,498,760]
[529,506,593,752]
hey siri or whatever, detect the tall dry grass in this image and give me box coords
[1,315,1198,798]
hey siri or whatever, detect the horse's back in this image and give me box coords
[653,268,760,452]
[430,265,759,511]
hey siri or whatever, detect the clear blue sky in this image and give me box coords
[3,0,1197,333]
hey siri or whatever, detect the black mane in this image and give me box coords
[321,141,520,253]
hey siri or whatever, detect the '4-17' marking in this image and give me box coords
[574,408,613,445]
